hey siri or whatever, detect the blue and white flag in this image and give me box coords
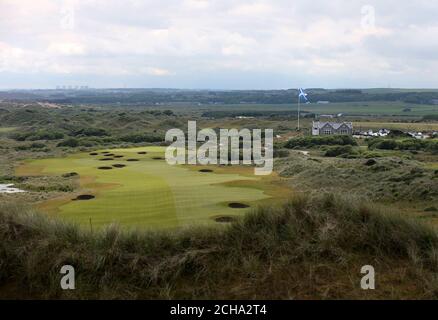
[298,88,309,102]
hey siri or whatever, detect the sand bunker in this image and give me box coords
[199,169,213,173]
[98,166,113,170]
[213,215,237,223]
[73,194,95,201]
[62,172,78,178]
[126,158,139,162]
[0,184,25,194]
[228,202,250,209]
[112,164,126,168]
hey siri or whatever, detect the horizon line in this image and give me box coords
[2,87,438,91]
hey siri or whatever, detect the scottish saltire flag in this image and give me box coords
[298,88,309,102]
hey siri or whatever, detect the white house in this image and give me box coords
[312,121,353,136]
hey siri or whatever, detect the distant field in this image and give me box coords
[16,147,290,229]
[0,127,17,133]
[353,121,438,131]
[204,102,438,116]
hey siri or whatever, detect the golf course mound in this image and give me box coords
[137,151,147,154]
[213,215,237,223]
[103,153,115,156]
[152,157,164,160]
[228,202,250,209]
[114,155,124,158]
[73,195,95,201]
[16,146,289,229]
[199,169,213,173]
[99,158,114,161]
[89,152,98,156]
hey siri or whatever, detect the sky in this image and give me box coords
[1,0,438,89]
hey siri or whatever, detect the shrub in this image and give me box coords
[119,133,162,143]
[57,138,79,147]
[14,142,47,151]
[362,151,383,158]
[273,149,290,158]
[285,135,357,149]
[364,159,377,166]
[72,128,109,137]
[369,139,397,150]
[388,130,411,138]
[9,130,64,141]
[324,145,354,157]
[30,142,46,149]
[368,138,438,154]
[163,110,175,116]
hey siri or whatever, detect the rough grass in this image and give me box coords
[1,193,438,299]
[277,154,438,203]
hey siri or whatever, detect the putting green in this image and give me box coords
[16,147,291,229]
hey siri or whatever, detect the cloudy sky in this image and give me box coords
[1,0,438,89]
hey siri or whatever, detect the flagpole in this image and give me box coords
[297,91,300,131]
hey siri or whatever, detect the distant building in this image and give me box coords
[378,128,390,136]
[354,128,391,138]
[235,116,254,119]
[408,131,429,139]
[318,113,343,118]
[319,114,334,118]
[312,121,353,136]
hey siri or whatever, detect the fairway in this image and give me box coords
[204,102,438,116]
[16,147,290,229]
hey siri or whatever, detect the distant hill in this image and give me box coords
[2,88,438,105]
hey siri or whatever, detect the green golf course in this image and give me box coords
[16,146,290,229]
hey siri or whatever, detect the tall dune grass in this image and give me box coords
[1,193,438,299]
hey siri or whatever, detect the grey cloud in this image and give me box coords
[1,0,438,88]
